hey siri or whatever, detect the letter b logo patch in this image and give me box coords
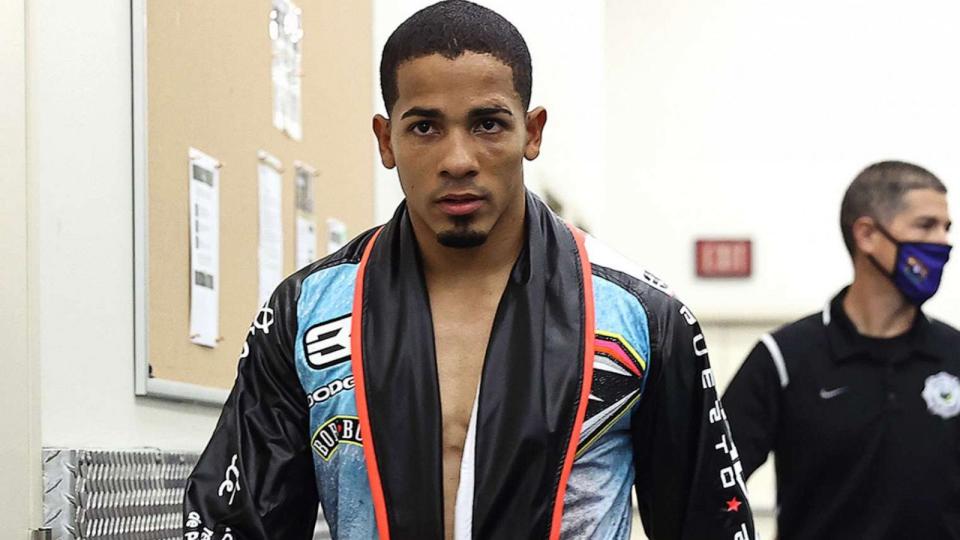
[305,314,351,369]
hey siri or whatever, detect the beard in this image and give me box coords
[436,215,488,248]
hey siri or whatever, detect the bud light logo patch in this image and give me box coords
[311,416,363,461]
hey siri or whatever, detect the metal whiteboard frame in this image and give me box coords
[131,0,229,406]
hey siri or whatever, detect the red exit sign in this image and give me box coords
[696,239,752,278]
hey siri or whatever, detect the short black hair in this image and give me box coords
[840,160,947,256]
[379,0,532,116]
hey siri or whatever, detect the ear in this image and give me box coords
[851,216,880,256]
[523,107,547,161]
[372,114,396,169]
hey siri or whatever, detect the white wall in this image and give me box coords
[372,0,609,236]
[605,3,960,537]
[1,0,42,536]
[605,0,960,323]
[30,0,220,451]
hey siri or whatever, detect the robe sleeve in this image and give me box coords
[183,285,318,540]
[632,296,757,540]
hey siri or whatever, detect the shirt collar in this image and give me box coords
[824,287,940,363]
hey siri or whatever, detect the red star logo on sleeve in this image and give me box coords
[725,497,742,512]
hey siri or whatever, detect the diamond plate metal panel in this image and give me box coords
[43,448,330,540]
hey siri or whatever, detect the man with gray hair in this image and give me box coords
[723,160,959,539]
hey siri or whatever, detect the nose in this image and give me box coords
[439,130,478,180]
[936,227,950,245]
[929,218,952,245]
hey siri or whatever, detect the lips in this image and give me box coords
[437,193,485,216]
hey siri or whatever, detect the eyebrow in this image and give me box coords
[400,107,442,120]
[469,106,513,118]
[399,105,514,120]
[914,216,953,229]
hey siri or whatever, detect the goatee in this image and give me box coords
[436,216,487,248]
[437,229,488,248]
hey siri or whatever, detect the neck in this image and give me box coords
[413,194,526,285]
[843,259,917,338]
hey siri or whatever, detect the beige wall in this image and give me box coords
[0,0,41,537]
[30,0,372,452]
[146,0,375,389]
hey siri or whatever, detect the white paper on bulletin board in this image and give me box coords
[270,0,303,140]
[296,217,317,268]
[294,161,317,269]
[295,162,318,268]
[258,152,284,306]
[326,218,347,255]
[188,148,221,348]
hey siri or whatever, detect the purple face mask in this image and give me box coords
[870,224,952,306]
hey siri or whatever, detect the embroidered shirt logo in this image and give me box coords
[304,314,351,369]
[641,270,673,296]
[923,371,960,419]
[185,512,233,540]
[249,305,275,336]
[217,454,241,506]
[185,511,202,529]
[819,387,848,399]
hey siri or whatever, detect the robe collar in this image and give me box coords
[350,191,594,539]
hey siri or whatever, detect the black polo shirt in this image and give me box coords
[723,288,960,539]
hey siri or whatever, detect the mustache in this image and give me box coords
[430,182,491,202]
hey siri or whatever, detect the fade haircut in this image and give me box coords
[379,0,533,116]
[840,160,947,256]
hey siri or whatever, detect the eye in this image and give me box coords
[410,121,437,136]
[474,119,503,134]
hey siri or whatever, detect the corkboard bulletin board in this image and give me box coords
[133,0,374,402]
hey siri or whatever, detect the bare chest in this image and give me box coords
[433,309,494,446]
[430,290,500,538]
[426,273,509,538]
